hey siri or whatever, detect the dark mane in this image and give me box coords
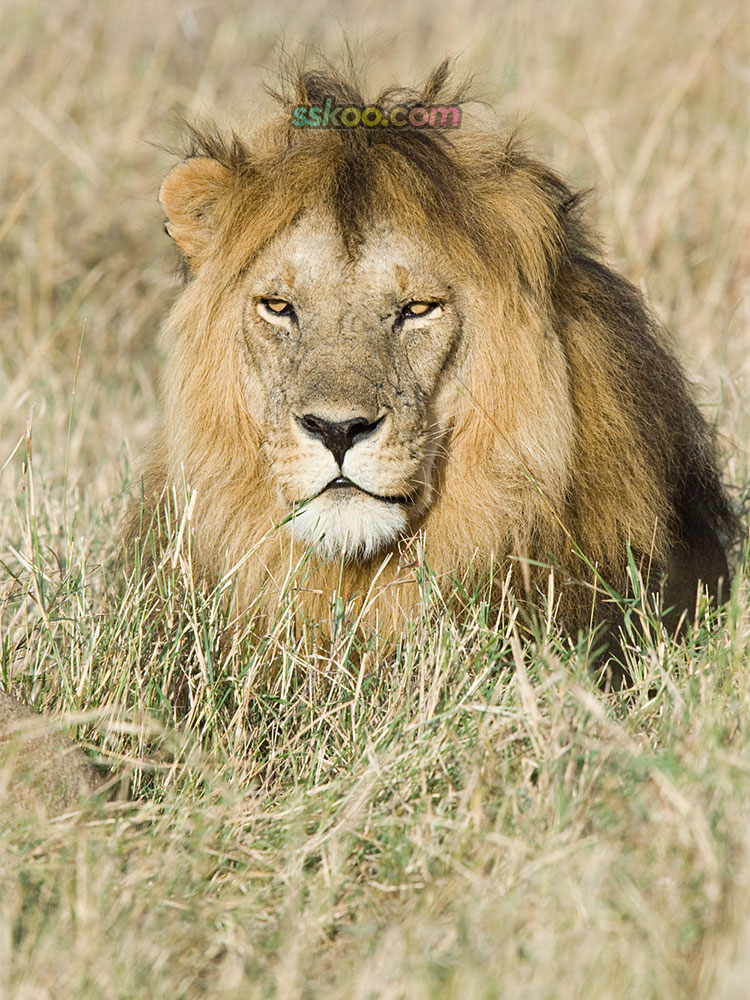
[185,60,505,255]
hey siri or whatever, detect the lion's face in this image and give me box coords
[158,119,579,585]
[239,210,465,560]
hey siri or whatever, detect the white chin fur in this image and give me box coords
[288,491,408,561]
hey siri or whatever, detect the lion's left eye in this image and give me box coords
[402,301,441,319]
[258,298,297,323]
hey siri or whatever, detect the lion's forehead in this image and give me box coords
[245,211,453,308]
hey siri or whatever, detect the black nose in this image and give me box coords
[296,413,384,467]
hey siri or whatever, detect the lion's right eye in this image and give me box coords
[257,298,297,323]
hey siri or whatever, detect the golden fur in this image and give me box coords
[123,62,733,651]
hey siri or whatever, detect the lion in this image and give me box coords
[122,62,734,672]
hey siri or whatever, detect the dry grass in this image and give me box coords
[1,0,749,997]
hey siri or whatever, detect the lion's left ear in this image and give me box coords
[159,157,232,274]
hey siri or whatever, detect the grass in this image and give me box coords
[1,0,749,996]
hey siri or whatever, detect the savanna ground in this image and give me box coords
[1,0,749,996]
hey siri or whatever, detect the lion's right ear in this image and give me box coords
[159,157,232,274]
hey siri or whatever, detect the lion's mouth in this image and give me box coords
[319,476,414,506]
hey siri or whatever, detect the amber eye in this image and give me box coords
[402,301,440,319]
[258,298,296,322]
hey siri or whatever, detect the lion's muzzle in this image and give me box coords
[295,412,385,467]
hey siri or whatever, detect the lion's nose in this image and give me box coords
[296,413,384,467]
